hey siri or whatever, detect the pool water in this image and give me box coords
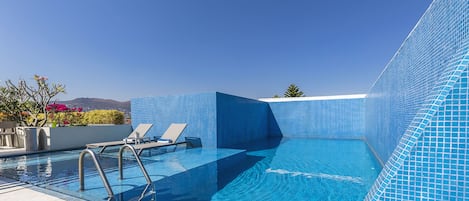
[213,138,381,200]
[0,138,381,200]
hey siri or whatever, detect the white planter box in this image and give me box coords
[17,125,132,151]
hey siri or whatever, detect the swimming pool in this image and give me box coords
[213,138,381,200]
[0,138,381,200]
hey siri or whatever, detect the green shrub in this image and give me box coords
[83,110,124,125]
[50,112,85,126]
[26,113,46,126]
[0,112,7,121]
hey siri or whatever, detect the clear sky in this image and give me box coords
[0,0,432,101]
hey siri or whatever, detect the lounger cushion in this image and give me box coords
[157,138,173,143]
[123,138,135,143]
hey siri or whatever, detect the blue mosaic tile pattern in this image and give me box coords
[365,0,469,163]
[132,92,364,148]
[216,93,270,148]
[380,68,469,200]
[131,92,270,148]
[267,98,365,139]
[131,93,218,148]
[365,0,469,200]
[367,49,469,201]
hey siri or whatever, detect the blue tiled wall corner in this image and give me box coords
[131,92,365,148]
[131,92,270,148]
[216,92,270,148]
[131,93,218,148]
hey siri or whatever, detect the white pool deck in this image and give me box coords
[0,147,82,201]
[0,176,69,201]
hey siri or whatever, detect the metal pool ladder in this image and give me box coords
[78,149,114,199]
[118,144,152,184]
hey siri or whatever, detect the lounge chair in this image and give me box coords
[0,121,18,147]
[86,123,153,153]
[132,123,187,155]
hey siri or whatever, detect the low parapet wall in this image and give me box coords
[16,125,132,151]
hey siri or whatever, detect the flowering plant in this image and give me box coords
[46,103,83,127]
[0,74,65,126]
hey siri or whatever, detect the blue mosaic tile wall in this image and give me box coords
[267,98,365,139]
[216,93,269,147]
[365,0,469,163]
[131,92,363,148]
[131,92,269,148]
[131,93,218,148]
[365,0,469,200]
[385,67,468,200]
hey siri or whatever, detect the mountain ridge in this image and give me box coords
[57,98,131,114]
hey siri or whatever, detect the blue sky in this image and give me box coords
[0,0,432,101]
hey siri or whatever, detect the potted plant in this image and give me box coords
[0,75,65,150]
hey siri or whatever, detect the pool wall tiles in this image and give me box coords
[131,93,218,148]
[131,92,270,148]
[267,98,365,138]
[216,93,269,148]
[365,0,469,200]
[365,1,469,163]
[132,92,364,148]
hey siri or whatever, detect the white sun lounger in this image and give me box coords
[86,123,153,153]
[132,123,187,155]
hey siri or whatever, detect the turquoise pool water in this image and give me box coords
[0,138,381,200]
[213,138,381,200]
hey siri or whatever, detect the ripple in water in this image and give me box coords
[265,168,364,184]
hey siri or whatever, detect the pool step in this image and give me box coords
[55,147,245,200]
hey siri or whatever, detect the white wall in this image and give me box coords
[36,125,132,151]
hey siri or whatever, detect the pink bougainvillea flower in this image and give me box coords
[55,104,69,112]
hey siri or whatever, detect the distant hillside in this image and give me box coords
[57,98,131,114]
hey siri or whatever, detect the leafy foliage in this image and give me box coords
[284,84,305,97]
[0,75,65,126]
[0,75,127,127]
[83,110,125,125]
[0,112,8,121]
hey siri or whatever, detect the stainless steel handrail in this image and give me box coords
[139,184,156,201]
[79,149,114,199]
[118,144,152,184]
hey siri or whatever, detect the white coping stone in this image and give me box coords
[0,148,27,157]
[259,94,367,102]
[0,178,66,201]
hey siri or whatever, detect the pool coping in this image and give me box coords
[0,176,84,201]
[0,147,79,158]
